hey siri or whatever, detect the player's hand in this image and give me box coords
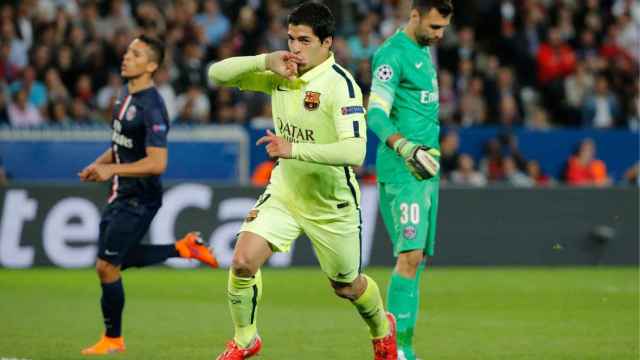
[266,51,304,80]
[91,164,115,182]
[394,138,440,180]
[256,129,292,159]
[78,163,97,182]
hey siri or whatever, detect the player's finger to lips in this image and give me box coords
[256,136,270,145]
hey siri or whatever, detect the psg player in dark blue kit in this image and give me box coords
[78,35,218,355]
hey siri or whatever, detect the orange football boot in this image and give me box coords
[373,312,398,360]
[175,232,219,268]
[216,336,262,360]
[81,334,125,355]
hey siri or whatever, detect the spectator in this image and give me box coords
[48,99,71,125]
[1,16,28,70]
[537,27,577,120]
[497,95,521,128]
[194,0,230,47]
[565,138,611,187]
[347,17,380,66]
[44,67,70,103]
[8,88,44,127]
[155,67,178,122]
[441,26,477,75]
[0,40,18,83]
[622,162,639,186]
[439,130,460,180]
[480,138,504,182]
[0,153,7,186]
[96,72,123,112]
[438,69,456,125]
[526,160,554,187]
[0,84,8,124]
[565,61,595,119]
[450,154,486,187]
[176,85,210,124]
[526,106,552,131]
[9,66,47,109]
[502,156,534,187]
[486,66,522,120]
[581,75,622,128]
[537,27,575,76]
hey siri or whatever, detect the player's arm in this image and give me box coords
[367,54,439,180]
[290,79,367,166]
[256,130,365,167]
[108,146,167,177]
[78,148,113,181]
[208,51,302,94]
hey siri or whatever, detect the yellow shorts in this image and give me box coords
[240,192,362,283]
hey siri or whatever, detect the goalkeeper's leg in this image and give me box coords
[388,250,425,360]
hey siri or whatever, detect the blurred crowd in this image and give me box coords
[0,0,638,187]
[0,0,637,128]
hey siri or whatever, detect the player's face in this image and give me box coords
[415,8,451,46]
[287,24,332,74]
[120,39,158,79]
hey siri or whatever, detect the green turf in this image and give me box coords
[0,267,637,359]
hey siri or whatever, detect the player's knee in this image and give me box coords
[330,281,358,300]
[231,255,256,277]
[95,259,120,282]
[396,251,424,277]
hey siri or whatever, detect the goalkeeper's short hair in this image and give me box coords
[412,0,454,17]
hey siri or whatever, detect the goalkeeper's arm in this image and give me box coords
[368,108,440,180]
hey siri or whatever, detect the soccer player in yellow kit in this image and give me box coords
[208,2,397,359]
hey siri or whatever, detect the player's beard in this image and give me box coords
[416,32,438,47]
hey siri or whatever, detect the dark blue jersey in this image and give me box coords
[108,86,169,204]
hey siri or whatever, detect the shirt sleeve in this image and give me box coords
[331,69,367,141]
[291,137,365,167]
[144,105,169,148]
[208,54,279,95]
[367,50,402,143]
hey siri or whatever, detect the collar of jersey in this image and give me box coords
[298,52,335,83]
[396,28,429,52]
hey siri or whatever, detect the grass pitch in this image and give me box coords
[0,267,637,359]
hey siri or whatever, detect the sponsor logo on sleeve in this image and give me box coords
[341,106,365,115]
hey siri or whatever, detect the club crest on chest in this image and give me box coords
[304,91,321,111]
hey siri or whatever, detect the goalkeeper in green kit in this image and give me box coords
[367,1,453,359]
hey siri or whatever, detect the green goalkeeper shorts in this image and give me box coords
[378,178,440,257]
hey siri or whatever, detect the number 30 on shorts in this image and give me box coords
[399,203,420,224]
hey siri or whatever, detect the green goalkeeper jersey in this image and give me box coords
[368,30,440,183]
[209,54,367,220]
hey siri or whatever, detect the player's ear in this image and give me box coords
[146,62,159,74]
[410,8,421,23]
[322,36,332,49]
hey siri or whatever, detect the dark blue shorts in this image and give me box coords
[97,198,161,266]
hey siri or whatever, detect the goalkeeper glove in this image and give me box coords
[393,138,441,180]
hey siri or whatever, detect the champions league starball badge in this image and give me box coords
[375,64,393,81]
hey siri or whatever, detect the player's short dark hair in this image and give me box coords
[287,1,335,42]
[137,34,165,68]
[412,0,454,18]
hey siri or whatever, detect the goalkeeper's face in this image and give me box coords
[287,24,332,74]
[415,8,451,46]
